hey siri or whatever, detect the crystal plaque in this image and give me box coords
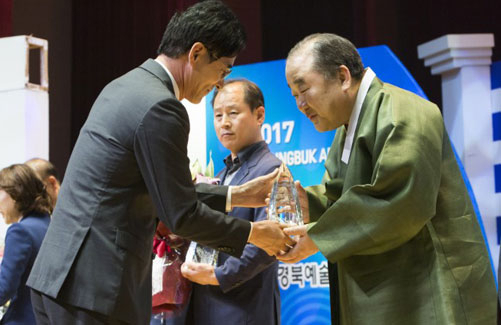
[268,163,304,226]
[185,242,218,266]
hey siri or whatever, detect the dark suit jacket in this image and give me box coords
[0,213,50,325]
[27,59,251,325]
[188,141,282,325]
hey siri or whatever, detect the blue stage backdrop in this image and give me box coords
[204,45,483,324]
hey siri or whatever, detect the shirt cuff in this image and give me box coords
[247,222,253,242]
[225,186,233,212]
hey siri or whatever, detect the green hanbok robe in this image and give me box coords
[306,77,496,324]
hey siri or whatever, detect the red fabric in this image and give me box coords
[0,0,12,37]
[152,222,191,316]
[151,251,191,306]
[153,238,166,257]
[155,221,187,248]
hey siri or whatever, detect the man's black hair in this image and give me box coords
[158,0,246,60]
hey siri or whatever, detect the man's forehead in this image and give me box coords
[214,85,244,106]
[285,51,313,73]
[286,56,312,86]
[217,82,244,96]
[213,102,240,110]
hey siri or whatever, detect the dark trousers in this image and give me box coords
[328,262,341,325]
[30,289,128,325]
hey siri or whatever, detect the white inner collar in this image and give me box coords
[341,68,376,164]
[154,58,180,100]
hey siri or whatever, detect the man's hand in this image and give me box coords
[180,262,219,286]
[231,169,279,208]
[248,220,296,256]
[277,225,318,263]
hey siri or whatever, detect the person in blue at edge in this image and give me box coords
[0,164,51,324]
[177,79,283,324]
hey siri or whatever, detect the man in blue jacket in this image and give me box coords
[181,79,283,324]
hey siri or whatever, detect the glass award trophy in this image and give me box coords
[185,242,218,266]
[268,163,304,226]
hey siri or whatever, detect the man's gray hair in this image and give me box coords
[288,33,364,81]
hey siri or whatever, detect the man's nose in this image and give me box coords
[296,95,307,111]
[221,114,231,127]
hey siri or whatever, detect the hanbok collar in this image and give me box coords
[341,67,376,164]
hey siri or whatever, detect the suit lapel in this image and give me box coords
[217,168,229,184]
[139,59,175,95]
[228,143,269,186]
[229,163,250,186]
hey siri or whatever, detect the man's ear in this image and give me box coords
[255,106,265,125]
[47,176,60,191]
[338,65,352,92]
[188,42,206,65]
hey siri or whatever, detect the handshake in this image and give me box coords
[231,167,319,264]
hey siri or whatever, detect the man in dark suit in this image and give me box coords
[181,79,282,324]
[26,2,294,324]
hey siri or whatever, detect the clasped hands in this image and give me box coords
[181,169,319,286]
[235,170,319,263]
[180,220,319,286]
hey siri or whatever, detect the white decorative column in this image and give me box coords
[418,34,499,272]
[0,35,49,169]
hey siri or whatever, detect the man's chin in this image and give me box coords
[185,96,203,104]
[313,123,328,132]
[312,120,336,133]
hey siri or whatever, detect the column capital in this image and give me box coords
[0,35,48,92]
[418,34,494,75]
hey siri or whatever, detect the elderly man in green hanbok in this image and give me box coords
[278,33,496,324]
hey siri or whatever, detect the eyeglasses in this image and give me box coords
[220,65,232,79]
[207,47,232,79]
